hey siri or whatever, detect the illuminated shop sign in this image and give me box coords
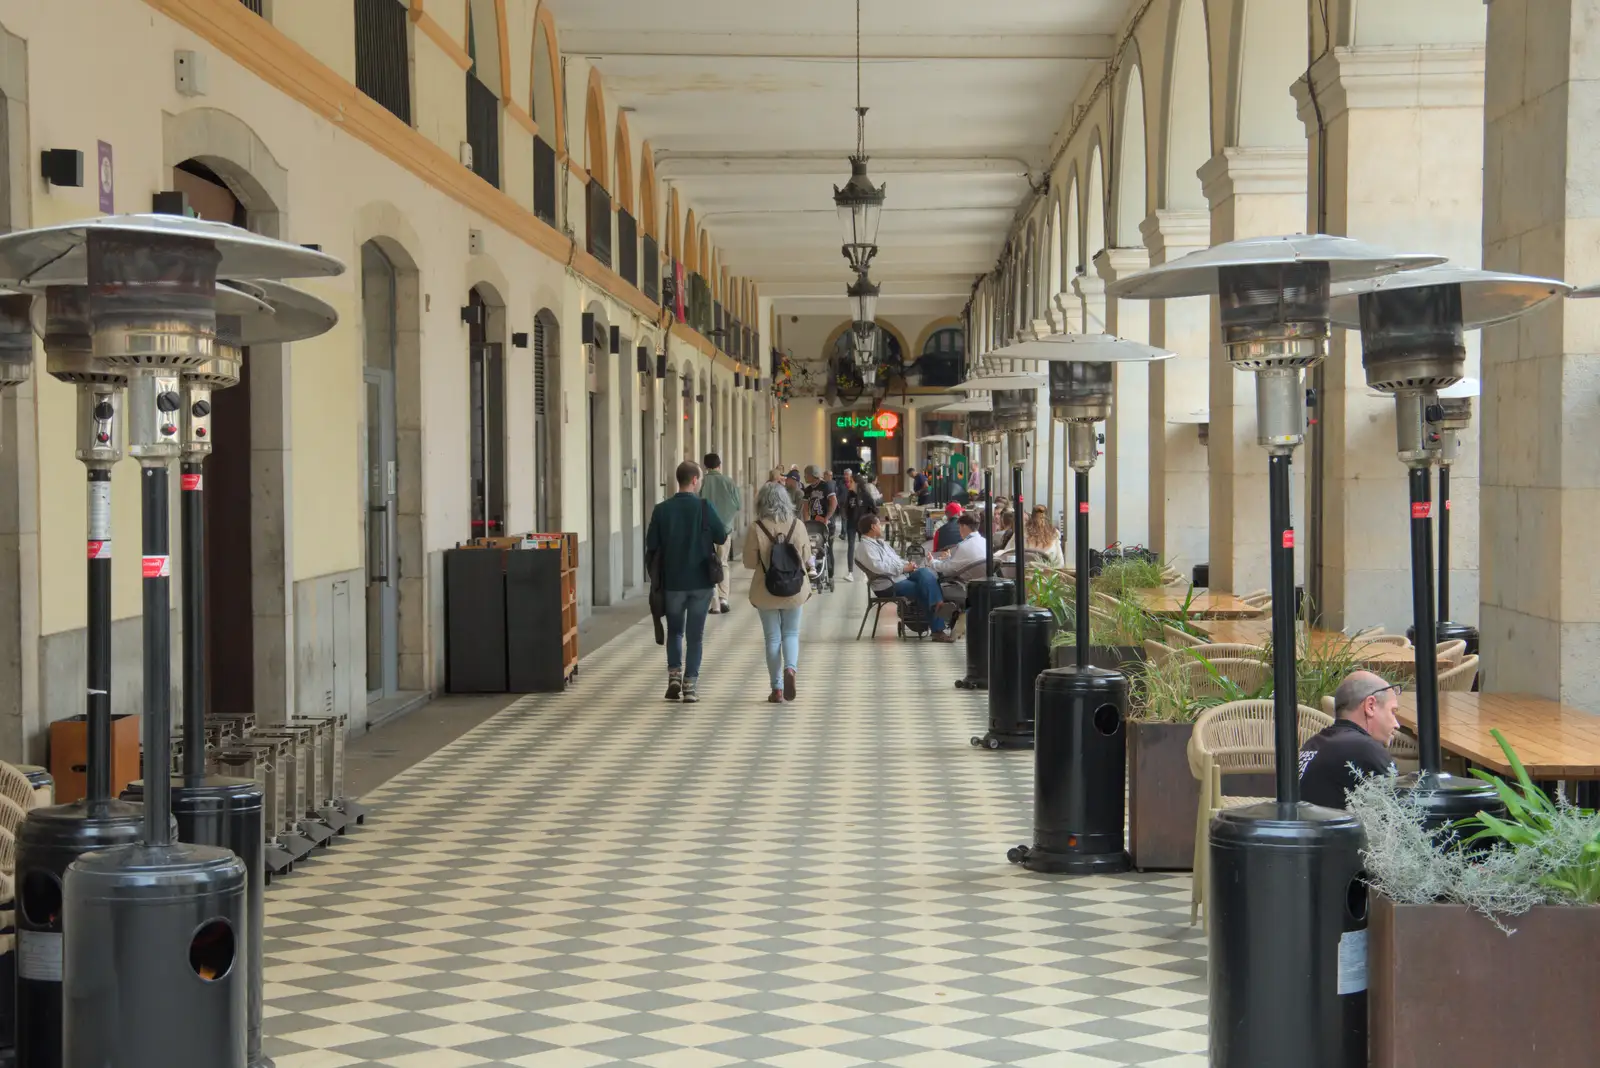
[836,410,899,439]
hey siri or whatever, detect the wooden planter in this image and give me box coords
[1369,894,1600,1066]
[1126,720,1197,871]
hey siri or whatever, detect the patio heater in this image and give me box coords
[122,278,339,1068]
[1109,234,1444,1068]
[0,214,342,1068]
[1431,378,1479,658]
[956,412,1015,691]
[1330,265,1566,829]
[973,384,1053,751]
[15,286,149,1068]
[1004,337,1173,874]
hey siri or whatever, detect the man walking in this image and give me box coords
[699,452,742,614]
[646,460,729,703]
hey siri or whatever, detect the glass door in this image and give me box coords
[364,369,399,700]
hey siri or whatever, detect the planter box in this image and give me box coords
[1369,894,1600,1066]
[1126,720,1197,871]
[1051,644,1145,673]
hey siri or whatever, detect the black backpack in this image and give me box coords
[758,520,806,597]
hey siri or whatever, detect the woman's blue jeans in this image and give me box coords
[758,606,803,690]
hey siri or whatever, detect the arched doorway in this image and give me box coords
[467,285,507,539]
[533,309,561,532]
[584,303,617,606]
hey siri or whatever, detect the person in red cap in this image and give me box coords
[933,501,964,553]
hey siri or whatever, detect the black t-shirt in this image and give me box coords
[1298,719,1395,809]
[933,518,962,551]
[803,481,836,522]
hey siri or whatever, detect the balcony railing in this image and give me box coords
[354,0,411,125]
[617,210,637,287]
[642,235,660,304]
[465,74,500,188]
[239,0,263,13]
[533,137,557,225]
[585,181,612,268]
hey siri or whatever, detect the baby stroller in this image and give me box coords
[805,519,834,593]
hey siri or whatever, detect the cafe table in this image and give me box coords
[1193,619,1447,677]
[1130,589,1265,620]
[1395,691,1600,781]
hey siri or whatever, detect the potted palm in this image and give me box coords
[1351,733,1600,1066]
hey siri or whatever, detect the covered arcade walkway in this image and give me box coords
[260,588,1205,1067]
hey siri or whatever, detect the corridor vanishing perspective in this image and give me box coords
[261,591,1206,1067]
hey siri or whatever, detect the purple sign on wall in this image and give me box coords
[97,141,113,214]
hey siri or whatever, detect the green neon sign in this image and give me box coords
[836,415,874,428]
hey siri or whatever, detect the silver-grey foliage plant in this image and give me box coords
[1346,772,1593,934]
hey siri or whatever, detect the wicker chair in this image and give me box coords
[1189,643,1266,661]
[1162,624,1204,648]
[1176,657,1273,701]
[1240,588,1270,606]
[1439,654,1479,691]
[1435,639,1467,666]
[0,763,36,813]
[1143,638,1178,665]
[1189,700,1334,925]
[1362,634,1412,648]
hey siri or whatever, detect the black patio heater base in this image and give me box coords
[956,577,1016,690]
[1395,770,1500,837]
[972,603,1053,751]
[1008,665,1131,875]
[1209,802,1368,1068]
[1403,619,1479,656]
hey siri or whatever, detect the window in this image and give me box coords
[641,235,660,303]
[617,210,637,286]
[467,291,504,537]
[586,180,612,267]
[238,0,264,13]
[918,326,965,388]
[354,0,411,125]
[533,138,557,225]
[465,4,500,188]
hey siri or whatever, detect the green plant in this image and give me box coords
[1259,625,1401,707]
[1460,730,1600,904]
[1091,557,1165,595]
[1130,647,1270,723]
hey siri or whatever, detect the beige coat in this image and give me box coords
[742,518,813,610]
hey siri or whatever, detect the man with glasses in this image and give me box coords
[1298,670,1402,809]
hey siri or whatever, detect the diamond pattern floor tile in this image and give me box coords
[264,585,1209,1065]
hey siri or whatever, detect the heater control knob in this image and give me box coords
[1425,403,1445,423]
[161,424,177,436]
[196,427,207,438]
[192,399,211,417]
[96,432,110,444]
[156,391,181,412]
[93,400,115,421]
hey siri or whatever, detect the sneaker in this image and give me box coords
[664,674,683,701]
[783,668,797,701]
[932,632,958,644]
[842,571,855,582]
[720,602,732,614]
[681,678,700,703]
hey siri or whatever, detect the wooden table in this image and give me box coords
[1193,619,1445,676]
[1396,691,1600,780]
[1129,590,1265,620]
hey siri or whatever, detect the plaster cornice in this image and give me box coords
[1094,246,1149,284]
[1292,46,1487,135]
[1198,148,1307,212]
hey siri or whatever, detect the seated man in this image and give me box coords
[1298,670,1400,809]
[855,514,958,643]
[929,513,987,579]
[932,502,964,552]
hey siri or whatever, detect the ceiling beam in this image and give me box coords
[562,31,1116,61]
[655,152,1036,179]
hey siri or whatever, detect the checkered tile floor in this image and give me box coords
[263,582,1209,1067]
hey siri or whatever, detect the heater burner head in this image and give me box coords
[45,286,126,387]
[1049,361,1113,423]
[0,213,344,287]
[184,354,241,390]
[1104,233,1446,301]
[1330,264,1570,330]
[967,410,999,443]
[992,388,1037,432]
[1219,261,1331,370]
[0,291,32,390]
[89,230,220,369]
[988,329,1175,364]
[1437,394,1473,431]
[1357,283,1466,393]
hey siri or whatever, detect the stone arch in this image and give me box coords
[698,232,711,283]
[530,4,565,148]
[1063,166,1082,281]
[613,111,634,216]
[465,0,508,97]
[1045,195,1063,308]
[1113,60,1149,246]
[1085,137,1107,268]
[683,209,698,272]
[584,67,608,189]
[1162,0,1212,210]
[639,141,657,237]
[1224,0,1307,148]
[164,107,288,237]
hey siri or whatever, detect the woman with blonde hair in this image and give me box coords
[999,505,1065,568]
[743,481,812,703]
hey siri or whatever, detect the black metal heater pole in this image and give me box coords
[86,469,113,804]
[181,462,205,785]
[141,463,173,846]
[957,470,1013,692]
[1409,466,1442,776]
[1268,453,1298,803]
[1436,464,1450,627]
[1013,467,1024,593]
[1075,469,1090,667]
[983,477,994,576]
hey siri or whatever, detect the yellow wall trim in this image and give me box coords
[410,7,473,72]
[504,99,537,136]
[141,0,737,370]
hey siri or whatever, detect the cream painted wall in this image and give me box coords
[271,0,355,82]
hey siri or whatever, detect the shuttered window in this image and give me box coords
[641,235,660,303]
[355,0,411,125]
[617,211,637,287]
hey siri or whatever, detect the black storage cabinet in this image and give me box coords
[445,545,572,693]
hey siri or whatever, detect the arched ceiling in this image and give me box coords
[546,0,1135,314]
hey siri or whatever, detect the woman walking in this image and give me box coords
[743,481,812,703]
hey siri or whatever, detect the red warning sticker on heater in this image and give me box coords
[1079,502,1090,513]
[1412,502,1433,519]
[86,541,111,560]
[1444,499,1452,510]
[141,555,171,579]
[181,473,203,492]
[1282,529,1295,548]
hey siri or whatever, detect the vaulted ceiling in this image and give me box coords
[546,0,1134,315]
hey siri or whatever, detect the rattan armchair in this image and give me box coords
[1361,634,1412,648]
[1176,657,1273,701]
[0,763,36,814]
[1439,654,1479,691]
[1189,700,1333,925]
[1143,638,1178,665]
[1162,624,1204,648]
[1435,639,1467,665]
[1189,643,1266,661]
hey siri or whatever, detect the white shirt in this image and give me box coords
[931,532,987,577]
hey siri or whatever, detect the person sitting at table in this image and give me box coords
[1298,670,1400,808]
[855,514,957,643]
[932,501,964,553]
[997,505,1065,569]
[929,513,987,578]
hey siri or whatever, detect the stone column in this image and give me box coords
[1073,274,1111,548]
[1142,209,1212,574]
[1095,247,1152,547]
[1480,0,1600,707]
[1293,45,1487,633]
[1199,147,1308,595]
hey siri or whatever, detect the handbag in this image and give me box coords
[701,500,725,585]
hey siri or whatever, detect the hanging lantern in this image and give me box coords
[847,269,880,325]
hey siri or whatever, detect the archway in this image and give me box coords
[467,284,507,540]
[533,309,562,532]
[1164,0,1211,211]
